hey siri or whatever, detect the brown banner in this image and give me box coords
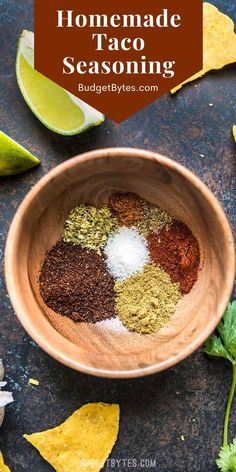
[34,0,203,122]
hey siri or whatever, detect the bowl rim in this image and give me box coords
[4,147,235,378]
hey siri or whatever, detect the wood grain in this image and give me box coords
[4,148,235,377]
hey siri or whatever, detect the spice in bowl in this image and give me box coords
[39,241,115,322]
[39,194,201,335]
[147,220,200,294]
[63,205,117,254]
[115,264,181,334]
[104,227,150,281]
[136,199,172,236]
[108,192,141,227]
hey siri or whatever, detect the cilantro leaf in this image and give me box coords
[217,302,236,359]
[203,301,236,470]
[203,335,233,363]
[216,437,236,471]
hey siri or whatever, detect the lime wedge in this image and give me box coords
[0,131,40,176]
[16,31,104,135]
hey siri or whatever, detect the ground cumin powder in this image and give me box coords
[147,220,200,294]
[115,264,181,334]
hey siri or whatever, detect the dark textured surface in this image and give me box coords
[0,1,235,471]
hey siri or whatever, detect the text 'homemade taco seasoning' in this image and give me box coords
[115,264,181,334]
[39,241,115,322]
[147,220,200,294]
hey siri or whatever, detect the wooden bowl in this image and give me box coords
[5,148,235,378]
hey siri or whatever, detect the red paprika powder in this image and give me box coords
[147,220,200,294]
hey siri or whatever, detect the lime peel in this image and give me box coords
[0,131,40,176]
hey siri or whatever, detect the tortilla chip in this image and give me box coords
[233,125,236,142]
[28,379,39,386]
[23,403,120,472]
[0,451,11,472]
[171,3,236,93]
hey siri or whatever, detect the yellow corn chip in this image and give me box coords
[0,451,11,472]
[233,125,236,142]
[28,379,39,386]
[23,403,120,472]
[171,3,236,93]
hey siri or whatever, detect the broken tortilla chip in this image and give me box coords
[171,3,236,93]
[233,125,236,143]
[23,403,120,472]
[0,451,11,472]
[28,379,39,386]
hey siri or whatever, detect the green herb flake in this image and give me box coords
[137,200,172,236]
[63,204,118,254]
[216,437,236,472]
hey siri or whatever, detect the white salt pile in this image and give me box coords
[104,227,149,281]
[96,317,128,333]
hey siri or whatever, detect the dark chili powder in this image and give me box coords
[147,220,200,294]
[39,240,115,322]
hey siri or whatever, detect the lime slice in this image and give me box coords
[16,31,105,135]
[0,131,40,176]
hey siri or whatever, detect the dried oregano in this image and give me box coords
[115,264,181,334]
[136,200,172,236]
[63,205,118,254]
[108,192,172,236]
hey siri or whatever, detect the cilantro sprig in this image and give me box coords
[203,301,236,471]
